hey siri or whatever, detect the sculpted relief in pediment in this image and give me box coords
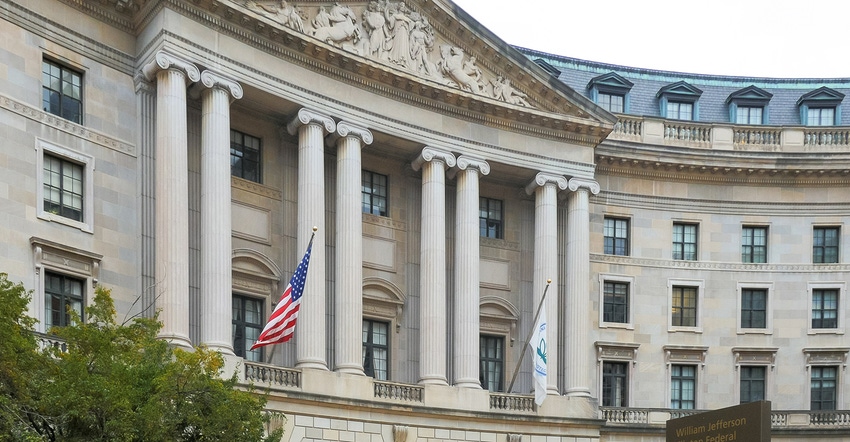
[244,1,535,108]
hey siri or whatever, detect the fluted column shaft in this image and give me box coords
[142,51,199,348]
[334,122,372,375]
[287,108,336,370]
[525,172,567,396]
[199,70,242,354]
[413,147,456,385]
[453,156,489,388]
[565,178,599,397]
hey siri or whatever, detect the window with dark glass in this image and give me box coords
[602,361,628,407]
[479,335,504,392]
[232,295,264,362]
[812,289,839,329]
[362,170,388,216]
[598,93,624,113]
[742,226,767,263]
[603,281,629,324]
[736,106,763,125]
[673,223,698,261]
[363,319,389,380]
[44,271,84,329]
[603,217,629,256]
[230,130,261,183]
[741,288,767,329]
[811,366,837,410]
[479,197,503,239]
[813,227,839,264]
[43,154,84,222]
[740,366,766,403]
[666,101,693,120]
[672,286,697,327]
[42,59,82,124]
[671,364,696,409]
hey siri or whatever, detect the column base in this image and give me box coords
[453,378,482,389]
[564,387,592,397]
[202,342,235,356]
[296,359,329,371]
[335,364,365,376]
[157,333,193,350]
[418,375,448,386]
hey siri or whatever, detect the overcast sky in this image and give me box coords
[451,0,850,79]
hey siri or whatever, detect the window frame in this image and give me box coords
[598,274,635,328]
[732,347,776,404]
[31,237,100,333]
[36,140,94,233]
[603,216,630,256]
[806,107,837,127]
[810,366,839,410]
[595,341,639,408]
[670,364,698,410]
[479,334,505,392]
[736,282,773,334]
[43,270,85,329]
[813,226,840,264]
[739,365,767,404]
[672,222,698,261]
[587,72,633,114]
[598,92,625,113]
[230,129,262,183]
[657,81,702,121]
[479,196,504,239]
[42,57,83,124]
[232,293,265,362]
[362,170,389,217]
[741,225,768,264]
[362,318,390,380]
[668,279,704,333]
[666,101,694,121]
[807,282,846,335]
[736,106,764,125]
[804,348,847,411]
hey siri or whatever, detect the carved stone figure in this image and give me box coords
[248,0,305,33]
[491,75,531,106]
[384,2,414,69]
[361,1,388,58]
[409,14,438,78]
[438,45,481,93]
[311,6,331,30]
[312,3,361,47]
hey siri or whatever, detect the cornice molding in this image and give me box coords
[594,190,849,215]
[591,253,850,273]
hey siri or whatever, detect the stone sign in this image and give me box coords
[666,401,770,442]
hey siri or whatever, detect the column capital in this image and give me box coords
[411,147,456,171]
[200,70,243,100]
[456,155,490,175]
[141,49,200,83]
[286,108,336,136]
[332,121,373,145]
[524,172,567,195]
[568,177,600,195]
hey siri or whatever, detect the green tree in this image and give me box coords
[0,273,283,441]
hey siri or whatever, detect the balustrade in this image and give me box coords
[602,407,850,430]
[664,122,711,145]
[489,392,535,412]
[373,380,424,402]
[805,128,850,146]
[244,361,301,388]
[612,116,642,140]
[733,127,781,146]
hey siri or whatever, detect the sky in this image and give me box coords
[451,0,850,79]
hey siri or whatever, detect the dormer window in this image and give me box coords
[588,72,633,114]
[657,81,702,121]
[727,85,772,125]
[798,87,845,126]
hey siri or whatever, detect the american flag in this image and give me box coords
[250,240,313,350]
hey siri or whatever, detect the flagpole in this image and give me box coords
[264,226,317,365]
[506,279,551,394]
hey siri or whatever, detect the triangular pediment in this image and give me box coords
[656,81,703,99]
[726,85,772,104]
[587,72,634,92]
[797,86,845,106]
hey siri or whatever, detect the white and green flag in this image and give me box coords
[529,302,547,406]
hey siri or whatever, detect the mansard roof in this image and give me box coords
[797,86,845,106]
[587,72,633,92]
[726,85,773,104]
[656,81,703,99]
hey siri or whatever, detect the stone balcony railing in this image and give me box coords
[601,407,850,430]
[609,115,850,151]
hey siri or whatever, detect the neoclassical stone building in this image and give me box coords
[1,0,849,441]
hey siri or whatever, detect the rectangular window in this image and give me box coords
[736,106,763,125]
[602,361,629,407]
[363,319,389,380]
[667,101,693,120]
[741,226,767,263]
[43,154,84,222]
[598,93,624,113]
[811,366,837,410]
[479,197,503,239]
[671,364,696,409]
[479,335,504,392]
[362,170,388,216]
[603,281,629,324]
[230,130,262,183]
[673,223,698,261]
[603,217,629,256]
[808,108,835,126]
[812,289,839,329]
[671,286,697,327]
[232,295,264,362]
[740,366,766,403]
[813,227,840,264]
[42,59,82,124]
[741,288,767,329]
[44,271,84,329]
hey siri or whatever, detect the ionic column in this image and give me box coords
[524,172,567,396]
[141,50,200,348]
[564,177,600,397]
[199,70,242,354]
[453,155,490,388]
[412,147,456,385]
[286,108,336,370]
[332,121,372,375]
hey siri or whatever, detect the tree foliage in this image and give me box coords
[0,273,283,442]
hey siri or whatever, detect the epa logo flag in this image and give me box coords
[529,301,547,406]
